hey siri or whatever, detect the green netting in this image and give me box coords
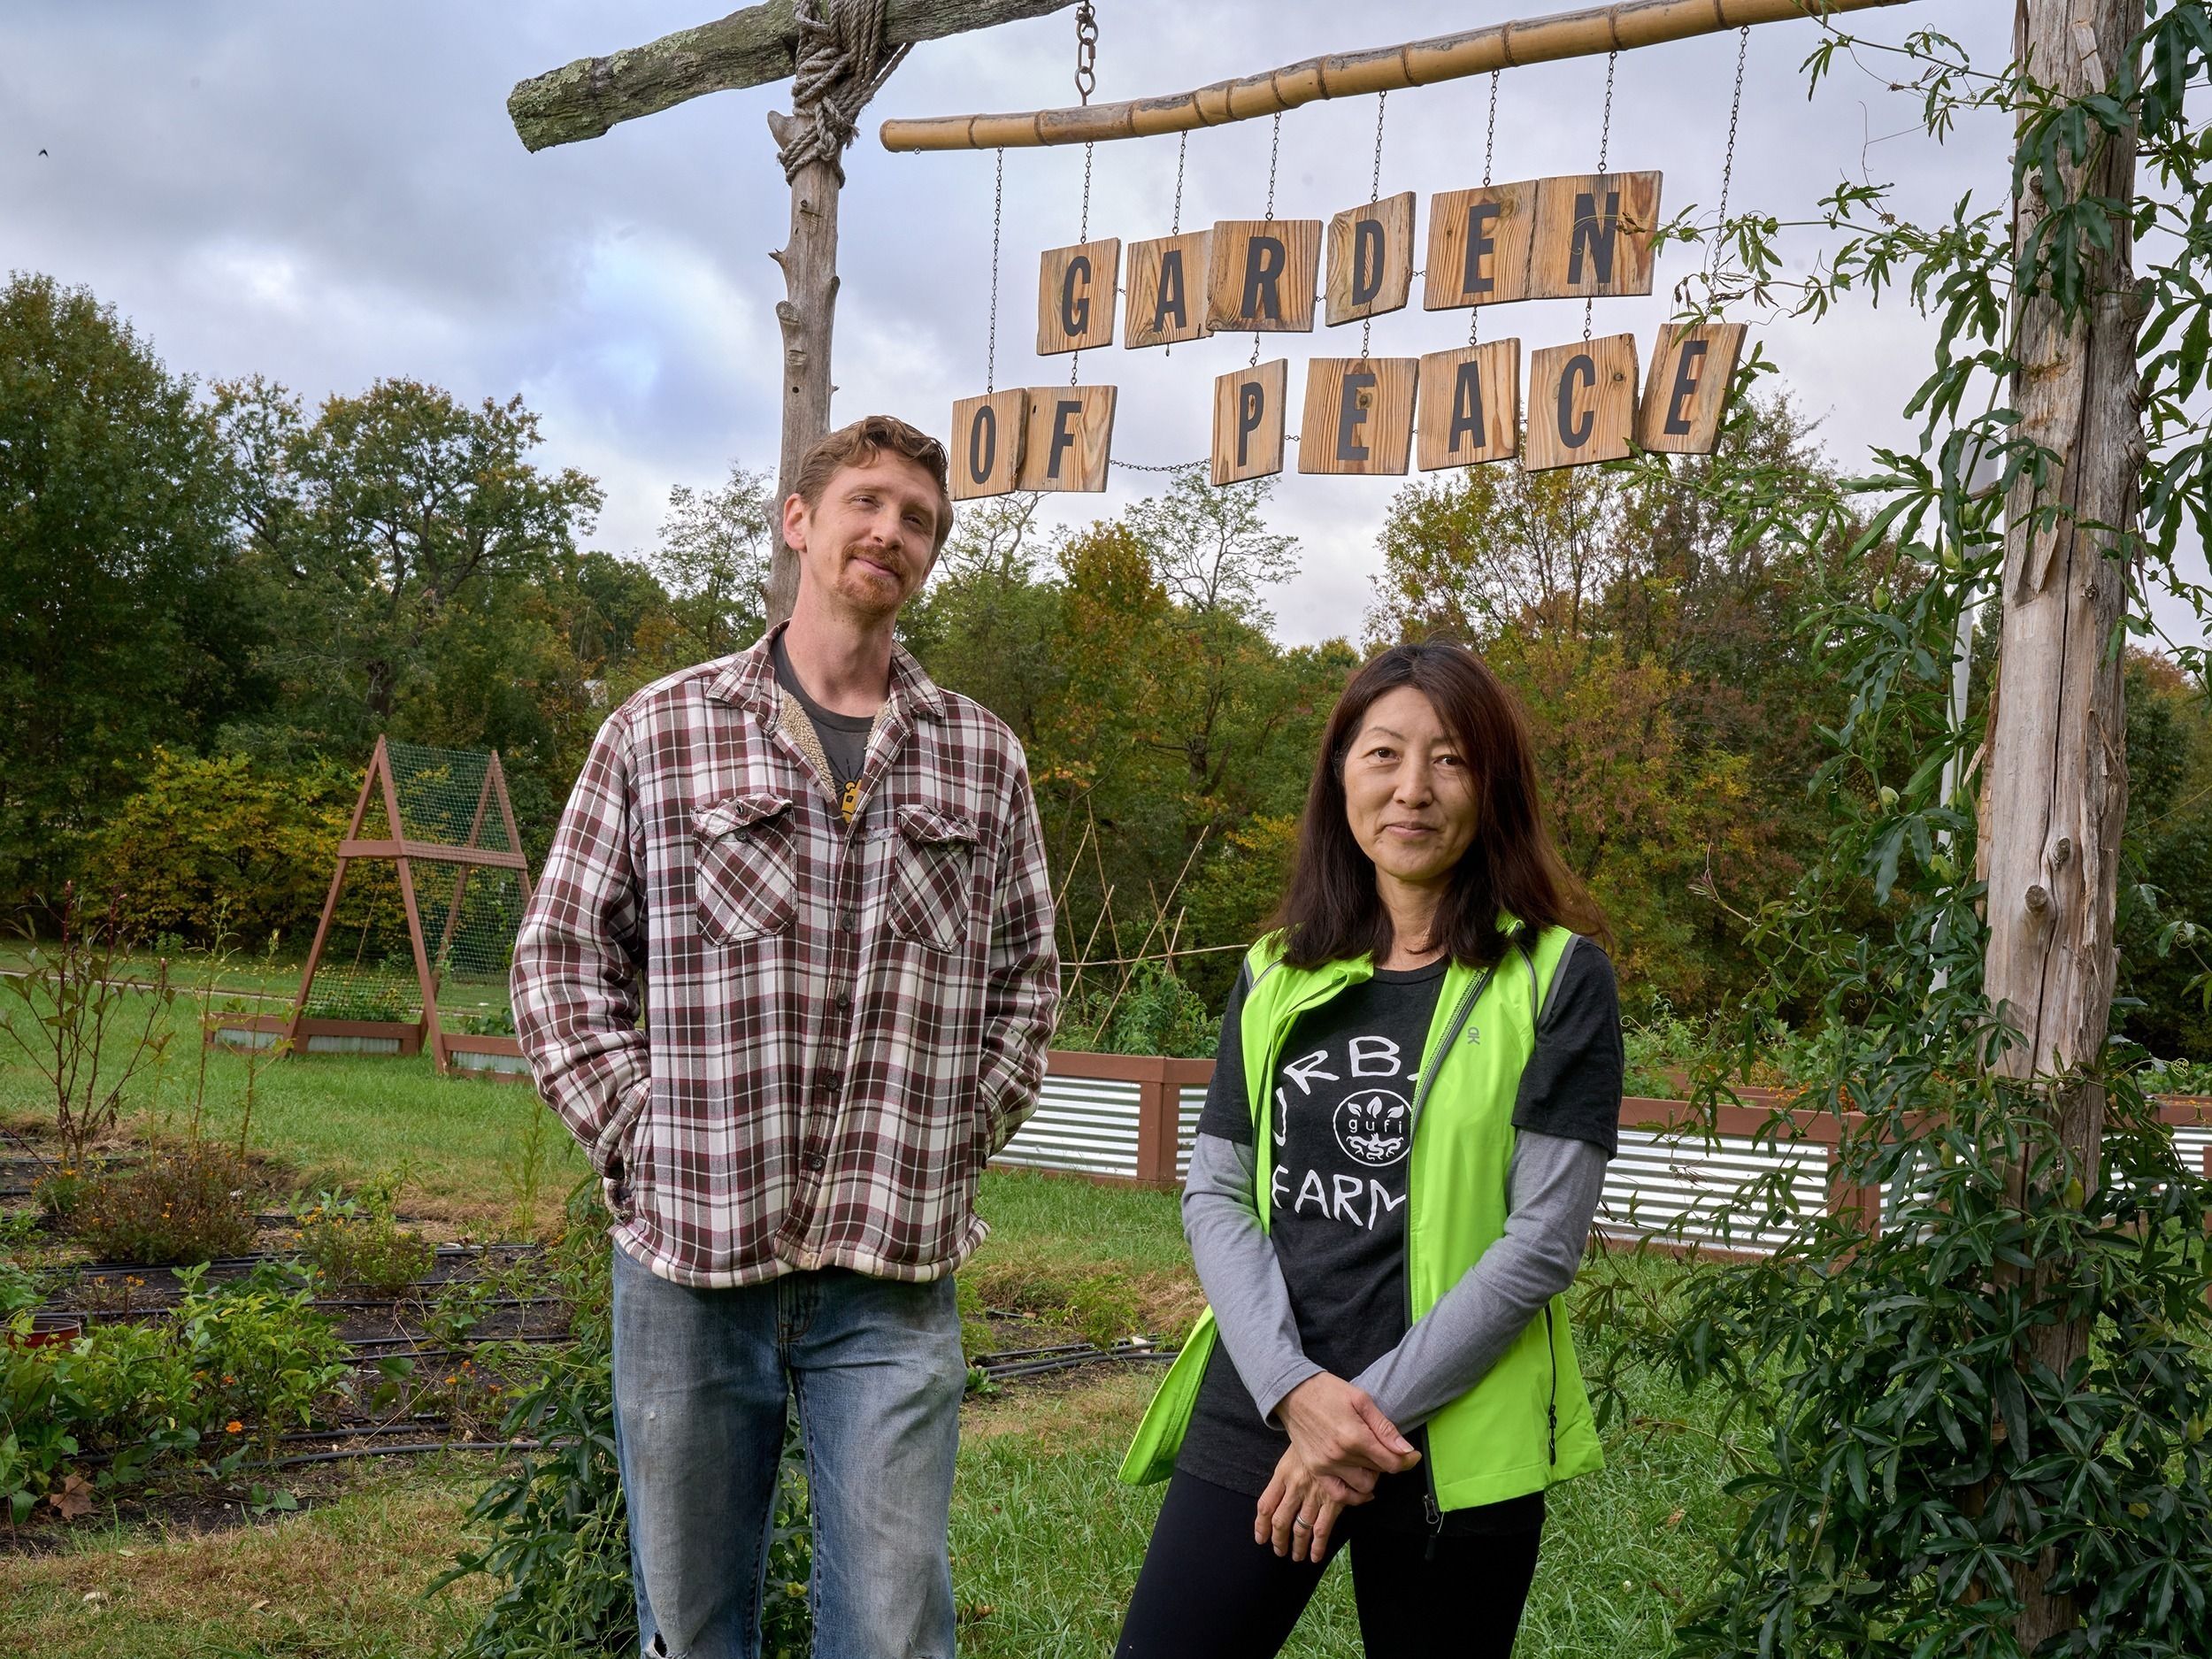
[301,743,523,1035]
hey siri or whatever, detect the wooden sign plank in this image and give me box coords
[1525,334,1639,471]
[1124,230,1212,349]
[1297,358,1417,476]
[1036,239,1121,356]
[1637,322,1745,454]
[1017,386,1117,491]
[949,389,1030,501]
[1211,359,1289,486]
[1416,342,1519,469]
[1206,219,1322,334]
[1423,180,1539,311]
[1526,172,1663,301]
[1325,191,1416,326]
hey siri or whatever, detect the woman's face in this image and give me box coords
[1340,686,1479,891]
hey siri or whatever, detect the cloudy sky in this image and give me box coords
[5,1,2200,649]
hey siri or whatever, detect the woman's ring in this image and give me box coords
[1293,1519,1311,1530]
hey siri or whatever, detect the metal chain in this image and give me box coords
[986,149,1003,393]
[1471,71,1499,348]
[1073,1,1097,104]
[1585,49,1618,342]
[1072,141,1094,383]
[1170,131,1187,234]
[1255,111,1282,367]
[1361,91,1387,359]
[1711,25,1750,280]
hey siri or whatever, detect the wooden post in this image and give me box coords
[287,738,385,1058]
[764,141,846,626]
[1981,0,2145,1644]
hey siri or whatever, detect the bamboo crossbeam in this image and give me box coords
[879,0,1915,152]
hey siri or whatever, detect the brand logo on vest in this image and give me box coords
[1334,1087,1410,1167]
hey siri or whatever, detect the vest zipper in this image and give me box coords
[1401,960,1499,1536]
[1543,1304,1559,1465]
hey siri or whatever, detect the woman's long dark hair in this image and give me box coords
[1274,641,1607,969]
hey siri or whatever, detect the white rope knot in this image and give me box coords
[778,0,909,181]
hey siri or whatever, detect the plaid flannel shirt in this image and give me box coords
[511,624,1060,1286]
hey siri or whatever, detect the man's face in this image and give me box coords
[783,451,943,623]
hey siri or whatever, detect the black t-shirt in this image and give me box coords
[1177,939,1622,1534]
[772,634,877,821]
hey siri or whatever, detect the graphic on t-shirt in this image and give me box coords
[1333,1087,1412,1167]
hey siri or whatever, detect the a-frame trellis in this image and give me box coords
[285,737,534,1077]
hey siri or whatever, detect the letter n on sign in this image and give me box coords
[1125,230,1211,349]
[1207,219,1321,334]
[1017,387,1117,492]
[1527,172,1663,301]
[1212,359,1288,486]
[949,390,1030,501]
[1525,334,1639,471]
[1325,192,1415,326]
[1416,342,1518,470]
[1037,239,1120,355]
[1636,323,1744,454]
[1298,358,1417,476]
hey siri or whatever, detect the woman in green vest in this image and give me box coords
[1113,642,1623,1659]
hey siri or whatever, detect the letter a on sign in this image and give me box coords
[1525,334,1639,471]
[1298,358,1417,476]
[1416,342,1518,470]
[1636,322,1745,454]
[1017,386,1118,492]
[1325,192,1415,326]
[1212,359,1288,486]
[1207,219,1321,334]
[949,390,1031,501]
[1125,230,1211,349]
[1037,239,1121,355]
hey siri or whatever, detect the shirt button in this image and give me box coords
[840,909,860,933]
[833,989,853,1011]
[803,1151,826,1171]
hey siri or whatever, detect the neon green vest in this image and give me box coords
[1118,926,1605,1511]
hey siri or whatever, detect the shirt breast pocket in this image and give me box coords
[694,792,797,944]
[887,804,980,953]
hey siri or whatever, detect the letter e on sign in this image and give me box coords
[1207,219,1321,334]
[949,390,1030,501]
[1037,239,1121,355]
[1325,192,1415,326]
[1636,323,1744,453]
[1017,386,1117,492]
[1416,342,1519,469]
[1125,230,1212,349]
[1212,359,1288,486]
[1525,334,1639,471]
[1423,180,1538,311]
[1298,358,1417,476]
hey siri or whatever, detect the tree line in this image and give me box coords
[4,271,2206,1058]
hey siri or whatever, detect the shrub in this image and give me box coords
[297,1191,434,1294]
[172,1262,350,1445]
[70,1143,259,1264]
[1055,958,1215,1058]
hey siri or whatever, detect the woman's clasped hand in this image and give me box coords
[1254,1373,1420,1561]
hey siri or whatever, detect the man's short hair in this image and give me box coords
[792,415,956,554]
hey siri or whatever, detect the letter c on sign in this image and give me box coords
[1555,354,1597,449]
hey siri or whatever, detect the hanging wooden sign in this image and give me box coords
[1298,357,1417,476]
[1016,385,1118,491]
[1037,239,1121,356]
[1423,180,1539,311]
[1207,219,1323,334]
[1125,230,1212,349]
[1416,341,1519,469]
[1212,358,1289,485]
[949,389,1030,501]
[1325,192,1416,326]
[1525,334,1639,470]
[1526,173,1663,301]
[1636,321,1744,454]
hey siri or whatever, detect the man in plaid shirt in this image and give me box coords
[512,415,1059,1659]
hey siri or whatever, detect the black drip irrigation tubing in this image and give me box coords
[250,1440,547,1470]
[60,1241,542,1279]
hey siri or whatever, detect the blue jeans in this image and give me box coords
[610,1245,967,1659]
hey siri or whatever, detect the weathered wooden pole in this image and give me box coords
[1982,0,2144,1642]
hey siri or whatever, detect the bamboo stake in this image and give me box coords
[879,0,1914,152]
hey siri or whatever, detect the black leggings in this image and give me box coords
[1114,1471,1543,1659]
